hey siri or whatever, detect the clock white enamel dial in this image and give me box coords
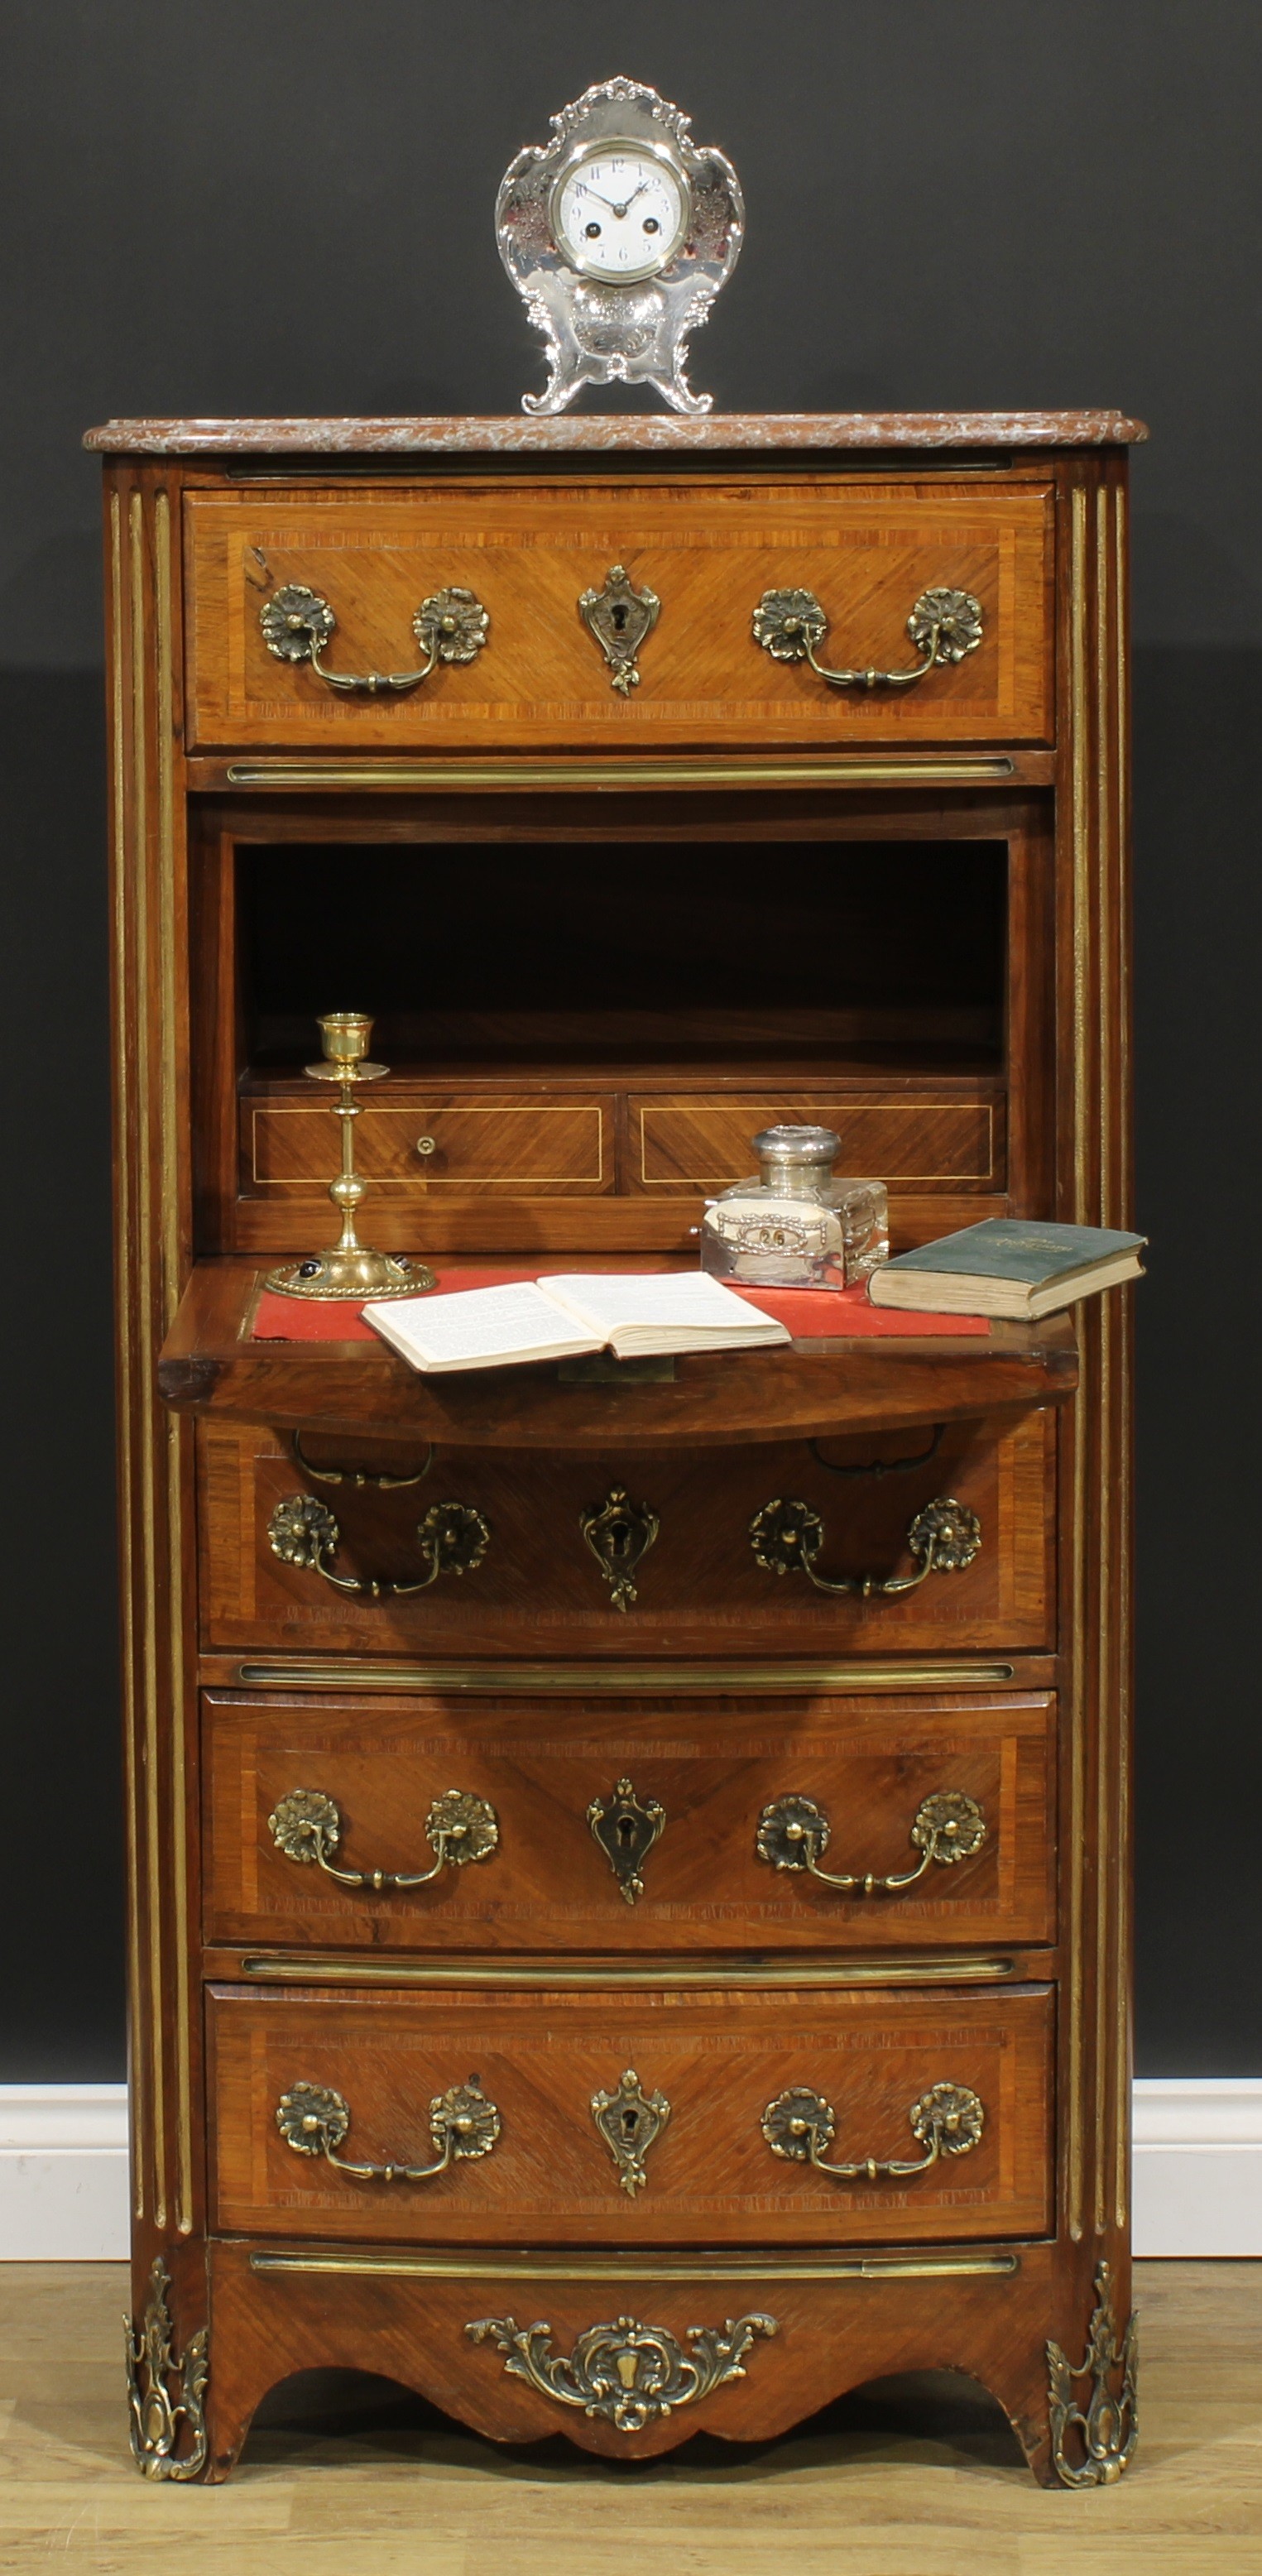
[497,77,743,416]
[553,146,689,282]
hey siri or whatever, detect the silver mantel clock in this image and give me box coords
[496,77,744,416]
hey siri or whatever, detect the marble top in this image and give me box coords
[83,409,1147,456]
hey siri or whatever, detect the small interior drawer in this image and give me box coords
[244,1091,614,1197]
[207,1978,1054,2244]
[631,1087,1005,1193]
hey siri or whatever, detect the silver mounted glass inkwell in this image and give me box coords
[700,1125,890,1292]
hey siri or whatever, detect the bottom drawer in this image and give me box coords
[208,1980,1053,2246]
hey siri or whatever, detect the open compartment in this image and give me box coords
[190,785,1053,1256]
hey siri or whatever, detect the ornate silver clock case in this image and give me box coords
[496,77,744,417]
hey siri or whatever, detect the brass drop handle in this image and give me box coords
[276,2079,500,2182]
[749,1494,981,1596]
[268,1787,499,1891]
[290,1432,434,1490]
[267,1494,490,1599]
[756,1789,987,1894]
[260,582,489,695]
[752,584,984,692]
[762,2079,985,2184]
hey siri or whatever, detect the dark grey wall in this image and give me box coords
[2,0,1257,2077]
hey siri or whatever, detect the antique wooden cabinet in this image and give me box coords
[89,409,1143,2485]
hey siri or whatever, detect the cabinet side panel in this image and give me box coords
[109,464,204,2324]
[1054,456,1133,2296]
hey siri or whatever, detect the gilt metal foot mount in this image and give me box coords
[1046,2260,1138,2486]
[125,2258,209,2481]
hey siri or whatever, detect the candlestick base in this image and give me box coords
[265,1245,435,1301]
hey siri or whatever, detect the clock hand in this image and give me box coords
[609,182,650,218]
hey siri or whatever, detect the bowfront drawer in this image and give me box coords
[208,1979,1053,2244]
[245,1089,614,1198]
[204,1686,1055,1954]
[197,1413,1056,1657]
[183,477,1053,752]
[631,1086,1005,1195]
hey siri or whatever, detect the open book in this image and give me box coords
[362,1271,791,1374]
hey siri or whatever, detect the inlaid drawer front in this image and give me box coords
[183,478,1053,752]
[245,1092,614,1197]
[631,1090,1005,1194]
[203,1687,1055,1953]
[197,1413,1055,1657]
[207,1981,1053,2244]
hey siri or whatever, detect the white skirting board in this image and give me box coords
[0,2080,1259,2258]
[1131,2080,1262,2257]
[0,2087,131,2258]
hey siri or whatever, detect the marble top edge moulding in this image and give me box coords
[83,409,1148,455]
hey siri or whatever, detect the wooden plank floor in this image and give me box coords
[1,2262,1259,2572]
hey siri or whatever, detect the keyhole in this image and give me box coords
[617,1814,636,1849]
[621,2107,640,2139]
[611,602,628,631]
[609,1518,632,1559]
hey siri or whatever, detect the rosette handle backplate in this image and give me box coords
[762,2078,986,2184]
[752,584,984,692]
[749,1494,981,1598]
[267,1494,490,1600]
[276,2079,500,2183]
[756,1788,987,1895]
[260,583,489,695]
[268,1786,499,1892]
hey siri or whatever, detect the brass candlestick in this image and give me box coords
[265,1013,436,1301]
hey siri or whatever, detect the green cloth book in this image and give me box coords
[867,1219,1147,1319]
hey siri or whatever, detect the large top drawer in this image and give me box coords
[183,477,1054,752]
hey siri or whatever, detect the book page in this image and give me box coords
[363,1280,600,1372]
[540,1270,776,1336]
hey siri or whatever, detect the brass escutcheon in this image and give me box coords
[466,2310,777,2434]
[580,1485,660,1612]
[578,564,660,694]
[588,1777,665,1904]
[591,2068,671,2197]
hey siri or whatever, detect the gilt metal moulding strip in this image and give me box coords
[235,1657,1017,1694]
[250,2247,1021,2283]
[236,1951,1019,1987]
[222,756,1016,793]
